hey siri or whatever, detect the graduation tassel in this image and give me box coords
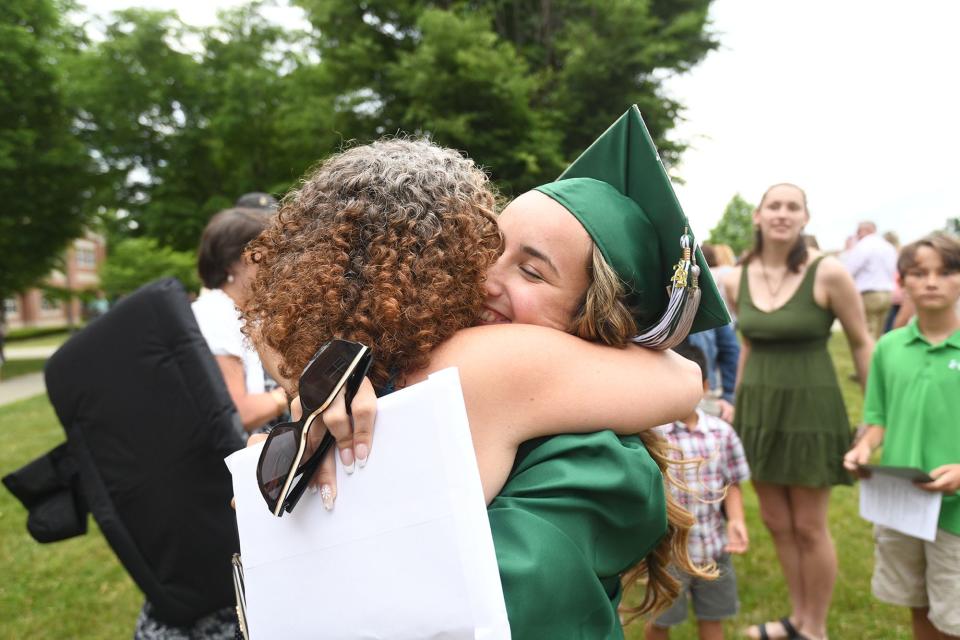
[631,229,703,350]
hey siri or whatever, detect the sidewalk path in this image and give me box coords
[0,372,46,406]
[4,345,59,359]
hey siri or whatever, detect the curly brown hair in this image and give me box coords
[571,246,715,621]
[242,139,501,389]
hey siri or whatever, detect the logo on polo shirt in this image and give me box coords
[950,359,960,371]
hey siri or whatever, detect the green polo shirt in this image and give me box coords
[863,319,960,535]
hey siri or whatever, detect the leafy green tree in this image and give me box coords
[98,237,199,298]
[70,5,310,250]
[0,0,93,305]
[294,0,717,191]
[529,0,716,165]
[388,9,564,193]
[947,217,959,236]
[64,0,718,252]
[67,9,209,249]
[709,193,755,256]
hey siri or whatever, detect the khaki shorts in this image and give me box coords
[872,525,960,636]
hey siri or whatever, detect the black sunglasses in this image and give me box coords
[256,339,373,516]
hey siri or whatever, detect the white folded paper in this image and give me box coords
[859,473,942,541]
[225,368,511,639]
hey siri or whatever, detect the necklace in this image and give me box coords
[759,259,786,300]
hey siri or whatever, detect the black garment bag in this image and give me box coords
[3,278,246,626]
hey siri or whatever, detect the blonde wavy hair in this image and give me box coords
[571,246,717,621]
[242,139,501,388]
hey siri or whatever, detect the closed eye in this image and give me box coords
[520,266,543,281]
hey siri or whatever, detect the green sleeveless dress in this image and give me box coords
[734,256,853,487]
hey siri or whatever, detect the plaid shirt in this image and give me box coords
[656,410,750,564]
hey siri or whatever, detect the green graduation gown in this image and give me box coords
[487,431,667,639]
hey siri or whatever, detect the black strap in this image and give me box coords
[780,617,802,640]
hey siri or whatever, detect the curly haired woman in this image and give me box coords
[245,117,727,637]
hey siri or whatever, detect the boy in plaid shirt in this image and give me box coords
[647,342,751,640]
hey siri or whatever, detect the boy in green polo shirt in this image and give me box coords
[844,231,960,640]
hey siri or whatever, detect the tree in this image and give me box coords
[69,5,311,251]
[0,0,94,304]
[62,0,719,252]
[98,238,199,299]
[68,9,217,251]
[294,0,718,192]
[709,193,755,256]
[387,9,564,193]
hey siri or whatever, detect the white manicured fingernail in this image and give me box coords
[307,484,318,495]
[356,443,369,468]
[320,485,334,510]
[341,448,355,474]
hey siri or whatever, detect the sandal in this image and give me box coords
[746,617,802,640]
[780,618,802,639]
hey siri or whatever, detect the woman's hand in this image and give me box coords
[301,377,379,510]
[307,377,378,472]
[243,378,378,510]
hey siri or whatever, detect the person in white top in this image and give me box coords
[192,208,288,434]
[842,221,897,340]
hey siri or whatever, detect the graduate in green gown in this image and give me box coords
[480,106,730,638]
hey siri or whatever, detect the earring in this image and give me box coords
[227,274,235,284]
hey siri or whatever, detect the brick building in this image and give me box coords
[3,231,107,330]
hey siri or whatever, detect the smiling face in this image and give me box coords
[901,245,960,313]
[753,183,809,245]
[479,190,593,331]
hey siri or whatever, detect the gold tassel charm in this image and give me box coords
[632,229,703,350]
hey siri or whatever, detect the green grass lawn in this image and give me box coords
[0,358,47,381]
[0,333,911,638]
[0,395,142,639]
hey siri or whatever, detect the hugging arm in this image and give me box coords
[426,324,702,501]
[431,324,703,438]
[252,324,701,506]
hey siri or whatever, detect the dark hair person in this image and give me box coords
[722,183,873,640]
[193,208,289,433]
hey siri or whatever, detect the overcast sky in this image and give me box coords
[665,0,960,249]
[80,0,960,250]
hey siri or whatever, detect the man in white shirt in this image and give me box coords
[842,220,897,339]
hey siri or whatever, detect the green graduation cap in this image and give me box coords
[535,105,730,348]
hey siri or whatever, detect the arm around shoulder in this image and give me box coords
[429,324,703,441]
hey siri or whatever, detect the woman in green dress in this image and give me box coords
[721,183,873,640]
